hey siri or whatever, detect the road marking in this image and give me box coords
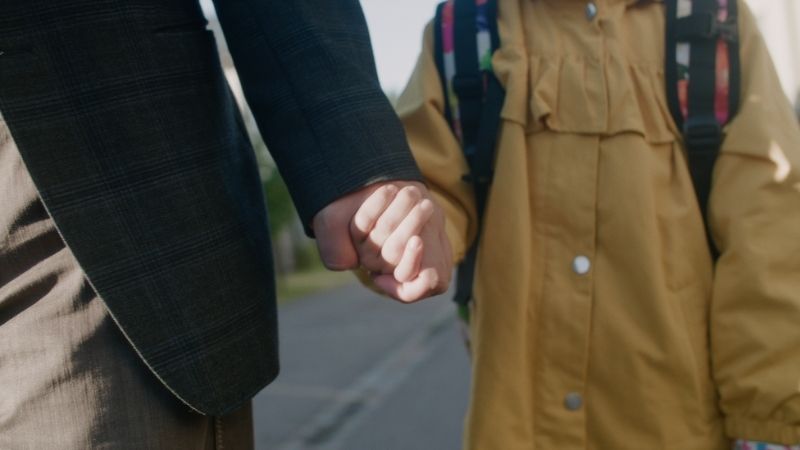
[259,384,348,401]
[276,301,456,450]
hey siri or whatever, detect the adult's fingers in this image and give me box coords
[350,184,399,243]
[381,199,434,267]
[314,215,359,271]
[313,184,382,271]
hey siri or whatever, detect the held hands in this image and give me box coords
[312,182,452,303]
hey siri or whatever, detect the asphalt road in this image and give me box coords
[252,283,471,450]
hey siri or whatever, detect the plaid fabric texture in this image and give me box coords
[0,0,420,415]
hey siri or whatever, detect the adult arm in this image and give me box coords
[212,0,423,228]
[212,0,452,300]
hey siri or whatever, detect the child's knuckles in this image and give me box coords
[380,183,399,200]
[375,214,402,235]
[399,185,422,203]
[419,199,435,214]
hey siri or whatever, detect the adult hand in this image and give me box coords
[312,183,388,271]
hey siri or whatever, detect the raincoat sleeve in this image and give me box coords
[709,1,800,444]
[395,23,479,265]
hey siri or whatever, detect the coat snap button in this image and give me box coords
[586,2,599,21]
[572,255,591,275]
[565,392,584,411]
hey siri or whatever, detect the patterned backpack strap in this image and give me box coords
[435,0,498,143]
[665,0,741,257]
[434,0,504,317]
[434,1,457,134]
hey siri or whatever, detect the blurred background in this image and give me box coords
[198,1,800,449]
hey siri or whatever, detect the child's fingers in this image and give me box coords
[393,235,424,283]
[381,199,434,267]
[372,267,440,304]
[350,184,399,243]
[367,186,422,249]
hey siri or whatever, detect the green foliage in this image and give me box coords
[293,240,324,272]
[276,268,352,303]
[262,169,296,236]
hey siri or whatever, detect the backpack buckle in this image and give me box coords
[709,15,738,42]
[683,116,722,151]
[676,12,739,43]
[452,74,484,100]
[461,172,493,185]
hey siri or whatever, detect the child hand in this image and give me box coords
[350,182,452,302]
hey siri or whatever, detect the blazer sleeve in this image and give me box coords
[708,0,800,444]
[212,0,422,228]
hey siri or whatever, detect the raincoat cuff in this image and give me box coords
[726,417,800,446]
[733,439,800,449]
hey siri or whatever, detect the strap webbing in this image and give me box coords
[666,0,740,258]
[685,0,719,232]
[434,2,453,126]
[453,0,482,161]
[454,74,505,307]
[438,0,503,307]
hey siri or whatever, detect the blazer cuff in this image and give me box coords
[290,151,423,236]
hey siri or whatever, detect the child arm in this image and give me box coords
[709,1,800,445]
[395,22,479,266]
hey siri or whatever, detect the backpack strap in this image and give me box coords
[666,0,740,257]
[434,0,504,314]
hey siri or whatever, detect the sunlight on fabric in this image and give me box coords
[768,141,791,183]
[747,94,762,104]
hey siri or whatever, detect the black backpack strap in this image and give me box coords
[434,2,454,127]
[665,0,740,258]
[454,75,505,308]
[434,0,504,310]
[452,0,482,162]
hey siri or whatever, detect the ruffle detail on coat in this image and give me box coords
[493,46,679,144]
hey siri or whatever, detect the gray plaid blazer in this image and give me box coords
[0,0,420,415]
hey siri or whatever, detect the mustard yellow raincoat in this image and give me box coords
[396,0,800,448]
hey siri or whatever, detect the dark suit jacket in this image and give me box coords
[0,0,420,415]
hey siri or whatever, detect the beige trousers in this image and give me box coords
[0,117,253,449]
